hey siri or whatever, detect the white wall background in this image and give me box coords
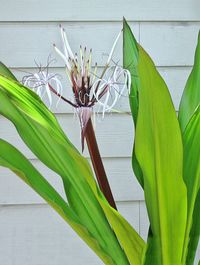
[0,0,200,264]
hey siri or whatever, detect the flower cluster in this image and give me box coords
[22,25,131,148]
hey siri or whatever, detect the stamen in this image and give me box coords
[65,66,73,86]
[53,44,71,70]
[84,47,87,58]
[92,62,98,83]
[60,25,69,59]
[83,47,87,70]
[74,53,79,70]
[80,45,83,67]
[85,59,89,78]
[62,28,75,60]
[81,55,84,76]
[88,48,92,74]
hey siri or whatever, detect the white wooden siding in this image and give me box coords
[0,0,199,21]
[0,1,199,264]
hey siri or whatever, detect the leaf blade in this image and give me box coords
[0,75,145,265]
[123,18,143,188]
[178,31,200,132]
[123,20,187,265]
[0,61,17,80]
[0,138,115,265]
[182,105,200,265]
[0,79,129,265]
[136,45,187,265]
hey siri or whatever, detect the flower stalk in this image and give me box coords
[23,25,130,210]
[85,118,117,210]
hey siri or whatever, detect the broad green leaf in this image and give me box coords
[132,44,187,264]
[0,80,128,265]
[0,138,115,265]
[123,19,139,124]
[182,105,200,265]
[123,18,143,188]
[179,31,200,133]
[0,61,17,80]
[123,20,153,256]
[0,75,145,265]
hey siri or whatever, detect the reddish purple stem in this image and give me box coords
[85,118,117,210]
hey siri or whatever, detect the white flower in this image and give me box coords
[22,69,62,108]
[53,25,131,114]
[23,26,131,148]
[92,65,131,117]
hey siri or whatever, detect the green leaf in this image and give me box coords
[178,31,200,133]
[123,18,139,124]
[182,105,200,265]
[0,61,17,80]
[0,138,116,265]
[136,45,187,265]
[124,21,187,264]
[0,75,145,265]
[123,21,152,259]
[0,78,127,265]
[123,18,144,188]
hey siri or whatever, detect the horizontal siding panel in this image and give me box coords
[0,22,139,68]
[0,203,139,265]
[0,22,199,68]
[0,158,143,204]
[140,22,200,66]
[0,0,199,22]
[0,113,134,158]
[12,66,191,113]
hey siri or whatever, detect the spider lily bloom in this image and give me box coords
[22,67,63,108]
[23,26,131,150]
[52,26,131,148]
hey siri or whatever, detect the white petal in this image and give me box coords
[54,45,71,70]
[63,30,74,60]
[60,27,69,58]
[107,30,122,65]
[45,84,52,108]
[102,89,110,118]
